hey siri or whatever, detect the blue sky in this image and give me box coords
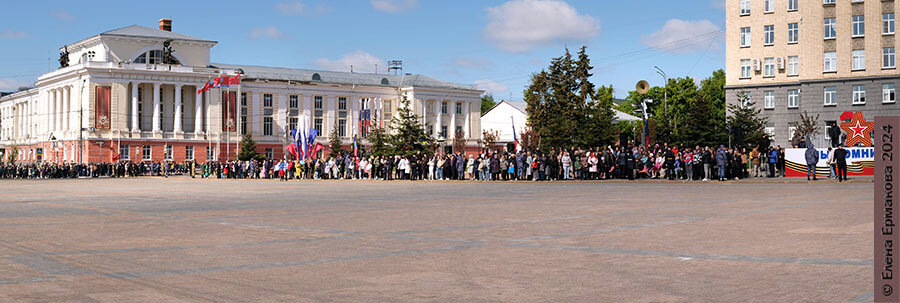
[0,0,726,99]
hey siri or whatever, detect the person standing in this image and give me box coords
[834,144,848,182]
[767,147,777,178]
[804,141,819,181]
[825,147,835,179]
[715,145,728,181]
[561,151,572,180]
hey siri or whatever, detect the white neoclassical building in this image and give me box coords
[0,19,483,163]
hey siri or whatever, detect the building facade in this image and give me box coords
[725,0,899,147]
[0,20,483,164]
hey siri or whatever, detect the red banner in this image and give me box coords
[222,91,237,132]
[95,86,111,129]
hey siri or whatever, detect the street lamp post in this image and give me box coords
[654,66,668,117]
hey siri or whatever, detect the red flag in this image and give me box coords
[197,80,212,94]
[285,144,299,159]
[311,143,325,159]
[213,76,230,88]
[229,74,242,85]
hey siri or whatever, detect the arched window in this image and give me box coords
[381,78,389,85]
[311,73,321,81]
[133,50,180,64]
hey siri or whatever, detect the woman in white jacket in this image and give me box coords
[825,147,835,179]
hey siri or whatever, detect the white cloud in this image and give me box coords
[483,0,600,53]
[450,57,493,71]
[640,19,722,54]
[276,1,333,16]
[0,30,27,40]
[249,26,290,40]
[312,51,383,73]
[474,79,509,96]
[51,9,76,21]
[711,0,726,10]
[371,0,418,12]
[0,78,31,92]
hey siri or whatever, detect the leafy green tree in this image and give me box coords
[699,69,727,127]
[328,121,344,158]
[6,146,18,164]
[238,134,264,161]
[726,91,769,149]
[367,126,391,157]
[678,93,723,147]
[389,97,434,157]
[480,94,496,115]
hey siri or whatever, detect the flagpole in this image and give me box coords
[236,73,241,160]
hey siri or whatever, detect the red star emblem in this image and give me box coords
[840,111,874,147]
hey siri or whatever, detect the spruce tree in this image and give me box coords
[328,121,343,158]
[726,92,769,148]
[389,97,433,157]
[367,126,391,157]
[238,134,263,161]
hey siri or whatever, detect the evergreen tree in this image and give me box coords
[367,126,391,157]
[678,94,720,147]
[389,97,433,157]
[238,134,263,161]
[581,85,617,147]
[328,121,343,158]
[726,91,769,149]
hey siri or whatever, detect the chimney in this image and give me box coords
[158,18,172,31]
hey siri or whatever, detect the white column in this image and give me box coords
[252,92,261,135]
[46,92,52,135]
[152,83,161,132]
[63,87,70,132]
[195,87,203,134]
[53,89,60,132]
[464,101,470,139]
[174,84,183,133]
[433,101,440,137]
[449,101,457,139]
[131,83,139,132]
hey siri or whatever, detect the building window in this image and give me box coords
[289,117,298,130]
[338,97,347,137]
[741,59,752,78]
[788,0,797,11]
[240,93,248,135]
[787,56,799,76]
[885,48,896,68]
[240,92,247,107]
[886,13,896,35]
[263,117,273,136]
[265,148,273,160]
[740,27,751,47]
[824,51,837,72]
[741,91,752,108]
[823,0,835,4]
[441,125,448,138]
[263,94,273,107]
[120,144,129,161]
[824,87,837,106]
[764,0,774,12]
[314,96,323,109]
[764,91,775,109]
[164,145,173,160]
[740,0,750,15]
[852,15,865,37]
[788,89,799,108]
[764,57,775,77]
[338,119,346,137]
[441,101,447,114]
[787,23,799,43]
[824,18,836,39]
[207,147,215,161]
[852,85,866,104]
[338,97,347,111]
[143,145,151,161]
[137,87,143,126]
[455,102,463,114]
[764,25,774,45]
[852,49,865,70]
[314,118,323,134]
[289,95,298,109]
[456,126,463,136]
[884,84,896,103]
[186,146,194,161]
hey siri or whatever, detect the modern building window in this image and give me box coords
[764,57,775,77]
[455,102,463,114]
[289,95,298,109]
[884,84,896,103]
[824,18,836,39]
[787,56,799,76]
[787,23,799,43]
[764,0,774,12]
[263,117,273,136]
[852,85,866,104]
[186,146,194,161]
[764,91,775,109]
[788,0,798,11]
[741,91,752,107]
[852,49,865,70]
[885,48,896,68]
[824,87,837,106]
[740,0,751,15]
[787,89,799,108]
[120,144,130,161]
[885,13,896,34]
[263,93,273,107]
[740,27,751,47]
[823,0,835,4]
[764,25,774,45]
[824,51,837,72]
[852,16,865,37]
[143,145,151,160]
[164,144,173,160]
[741,59,752,78]
[765,126,775,137]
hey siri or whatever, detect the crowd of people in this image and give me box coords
[0,140,852,182]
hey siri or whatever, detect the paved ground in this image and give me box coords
[0,178,874,302]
